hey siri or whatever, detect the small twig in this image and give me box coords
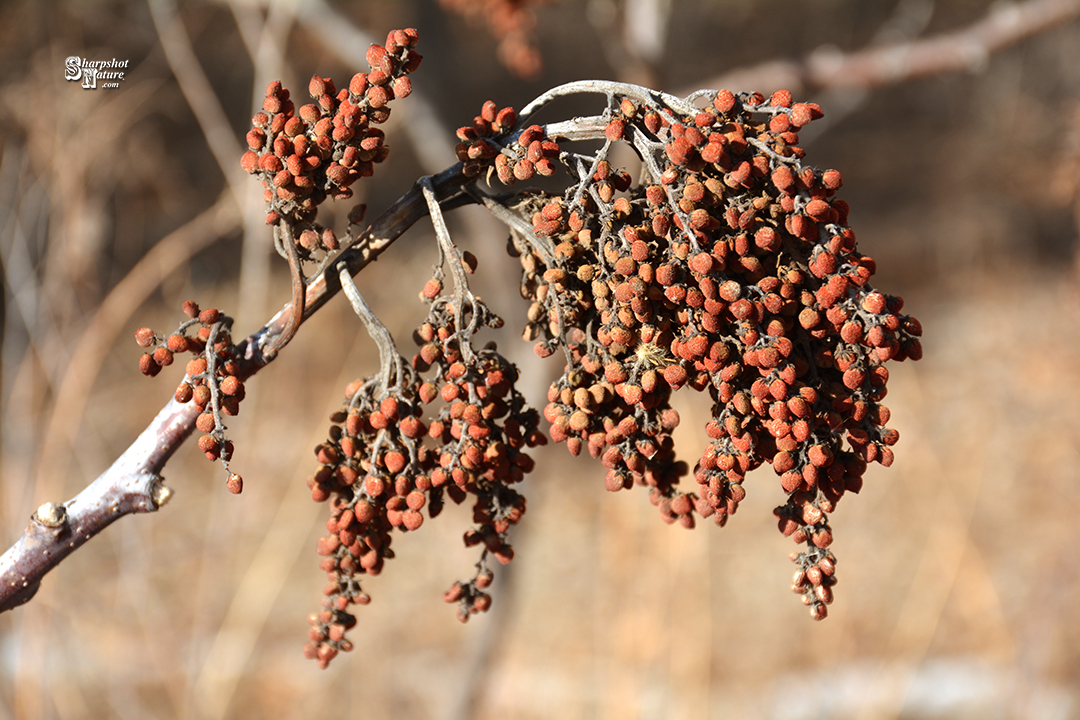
[518,79,697,124]
[264,222,305,358]
[464,187,555,265]
[534,115,609,143]
[421,176,480,362]
[337,262,404,394]
[567,137,615,213]
[203,318,237,472]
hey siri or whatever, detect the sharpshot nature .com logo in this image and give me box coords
[64,56,129,89]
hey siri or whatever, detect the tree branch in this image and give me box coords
[0,163,466,613]
[0,99,626,614]
[0,399,191,612]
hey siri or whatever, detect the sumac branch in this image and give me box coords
[0,29,922,669]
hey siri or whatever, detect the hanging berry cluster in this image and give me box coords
[454,82,922,622]
[135,301,245,493]
[304,342,542,667]
[302,188,545,666]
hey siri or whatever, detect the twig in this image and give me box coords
[696,0,1080,96]
[422,176,482,361]
[465,187,555,265]
[0,399,189,612]
[337,262,405,394]
[263,222,305,358]
[518,79,697,123]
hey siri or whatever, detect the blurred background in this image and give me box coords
[2,0,1080,717]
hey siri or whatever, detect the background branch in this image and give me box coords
[699,0,1080,95]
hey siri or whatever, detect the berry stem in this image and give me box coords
[421,176,481,362]
[265,221,306,358]
[336,262,407,394]
[517,79,696,125]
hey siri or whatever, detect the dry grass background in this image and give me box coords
[2,0,1080,718]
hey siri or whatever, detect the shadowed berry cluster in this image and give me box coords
[303,316,545,666]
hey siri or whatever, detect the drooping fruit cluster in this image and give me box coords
[459,85,922,620]
[419,345,542,620]
[135,301,245,493]
[239,28,421,252]
[303,368,428,668]
[303,236,544,667]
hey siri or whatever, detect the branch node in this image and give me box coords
[33,502,67,529]
[151,478,175,509]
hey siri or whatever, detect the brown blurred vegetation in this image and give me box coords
[2,0,1080,718]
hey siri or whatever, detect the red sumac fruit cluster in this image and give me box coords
[304,337,545,666]
[135,301,245,491]
[240,28,421,232]
[480,87,923,621]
